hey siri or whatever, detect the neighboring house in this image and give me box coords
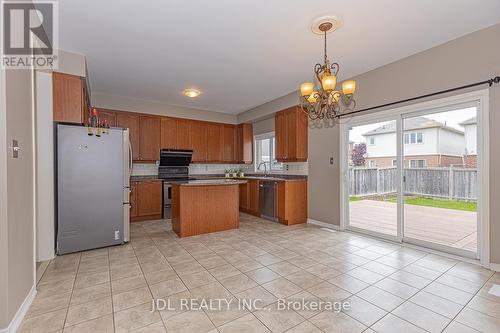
[460,116,477,168]
[362,117,465,168]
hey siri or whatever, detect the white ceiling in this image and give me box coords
[59,0,500,114]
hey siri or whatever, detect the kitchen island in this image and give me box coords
[171,179,247,237]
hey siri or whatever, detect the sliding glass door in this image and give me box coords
[402,107,478,257]
[347,119,400,240]
[344,98,482,259]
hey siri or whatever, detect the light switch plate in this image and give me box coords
[11,140,19,158]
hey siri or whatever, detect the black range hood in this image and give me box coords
[159,149,193,167]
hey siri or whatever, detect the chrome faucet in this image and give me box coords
[257,161,269,176]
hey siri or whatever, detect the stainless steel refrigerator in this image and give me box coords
[56,123,131,255]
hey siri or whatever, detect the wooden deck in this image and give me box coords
[349,200,477,252]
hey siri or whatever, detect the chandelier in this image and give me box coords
[299,21,356,120]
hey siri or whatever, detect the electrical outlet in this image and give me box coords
[114,230,120,240]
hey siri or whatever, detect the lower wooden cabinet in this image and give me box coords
[248,180,260,215]
[276,180,307,225]
[131,180,162,222]
[239,180,259,215]
[239,183,249,210]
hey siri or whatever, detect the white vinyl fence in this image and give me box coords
[349,167,477,201]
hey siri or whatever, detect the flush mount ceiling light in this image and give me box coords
[299,17,356,120]
[183,88,201,98]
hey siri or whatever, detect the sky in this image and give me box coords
[348,106,477,144]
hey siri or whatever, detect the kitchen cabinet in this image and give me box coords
[222,125,236,162]
[130,182,137,219]
[207,123,223,162]
[176,119,192,150]
[53,72,85,123]
[248,179,260,216]
[116,113,140,160]
[93,109,117,127]
[134,180,162,221]
[190,121,208,162]
[236,123,253,164]
[239,182,249,210]
[275,106,308,162]
[139,116,161,161]
[276,180,307,225]
[94,109,253,163]
[160,117,177,149]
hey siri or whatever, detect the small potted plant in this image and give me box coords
[224,169,230,178]
[237,167,244,178]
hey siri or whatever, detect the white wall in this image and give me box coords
[464,124,477,154]
[56,49,86,77]
[1,68,36,331]
[438,128,466,156]
[35,71,55,262]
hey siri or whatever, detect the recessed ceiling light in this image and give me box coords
[183,88,201,98]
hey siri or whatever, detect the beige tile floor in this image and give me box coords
[20,213,500,333]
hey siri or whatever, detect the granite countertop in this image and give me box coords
[172,179,247,186]
[191,174,308,182]
[131,174,308,182]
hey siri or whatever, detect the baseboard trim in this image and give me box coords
[0,285,36,333]
[489,263,500,272]
[307,218,341,230]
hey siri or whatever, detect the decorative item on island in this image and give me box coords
[299,19,356,120]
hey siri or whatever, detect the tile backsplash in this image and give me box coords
[131,163,158,176]
[131,162,308,176]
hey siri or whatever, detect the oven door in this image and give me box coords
[163,182,172,219]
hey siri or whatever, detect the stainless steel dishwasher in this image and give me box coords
[259,180,278,221]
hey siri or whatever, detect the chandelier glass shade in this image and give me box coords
[299,23,356,120]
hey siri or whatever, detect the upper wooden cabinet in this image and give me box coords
[116,113,140,160]
[53,72,86,123]
[222,125,236,162]
[88,108,253,163]
[190,121,208,162]
[207,123,223,162]
[160,117,177,149]
[235,123,253,164]
[176,119,192,150]
[95,109,117,127]
[275,107,308,162]
[139,116,161,161]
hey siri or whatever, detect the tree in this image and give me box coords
[351,143,366,166]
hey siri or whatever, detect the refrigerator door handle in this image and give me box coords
[129,141,133,177]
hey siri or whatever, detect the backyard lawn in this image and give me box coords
[350,195,476,212]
